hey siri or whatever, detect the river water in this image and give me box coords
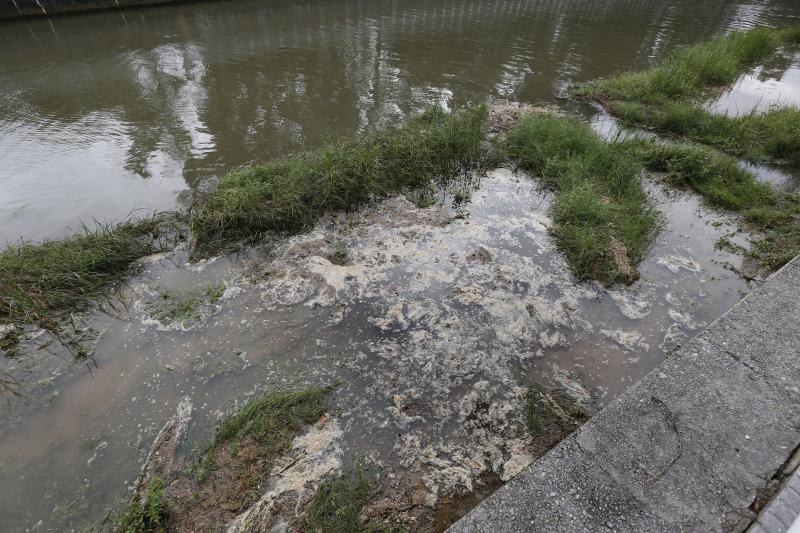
[2,1,800,532]
[1,0,800,243]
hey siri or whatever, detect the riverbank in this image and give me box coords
[0,104,659,361]
[577,24,800,166]
[1,20,800,532]
[451,254,800,532]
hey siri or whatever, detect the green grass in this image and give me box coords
[303,464,373,533]
[504,113,661,284]
[577,24,800,165]
[578,26,788,104]
[190,105,491,257]
[622,139,777,209]
[325,241,349,266]
[203,282,226,303]
[116,478,168,533]
[622,139,800,270]
[196,385,334,483]
[0,217,174,353]
[613,101,800,165]
[303,464,407,533]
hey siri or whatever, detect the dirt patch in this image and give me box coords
[488,100,549,133]
[609,237,640,283]
[121,391,341,533]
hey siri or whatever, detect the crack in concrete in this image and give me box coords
[724,349,760,375]
[646,396,683,484]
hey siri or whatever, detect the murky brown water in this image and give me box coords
[2,0,800,243]
[2,1,800,531]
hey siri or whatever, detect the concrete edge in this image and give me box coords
[450,255,800,532]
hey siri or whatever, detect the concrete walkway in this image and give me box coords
[451,257,800,532]
[749,463,800,533]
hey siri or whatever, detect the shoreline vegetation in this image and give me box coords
[575,23,800,271]
[621,139,800,270]
[505,113,660,284]
[0,102,654,360]
[2,20,800,533]
[1,24,799,374]
[189,105,492,257]
[575,24,800,165]
[0,216,178,360]
[116,386,335,533]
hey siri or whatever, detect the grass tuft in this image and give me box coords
[303,464,407,533]
[190,105,491,257]
[325,241,349,266]
[303,464,373,533]
[116,477,168,533]
[622,139,776,210]
[0,216,176,354]
[578,26,792,104]
[614,102,800,165]
[196,385,334,482]
[505,114,661,284]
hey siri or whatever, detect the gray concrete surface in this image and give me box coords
[451,257,800,532]
[748,454,800,533]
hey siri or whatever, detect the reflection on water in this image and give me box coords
[2,1,800,531]
[707,52,800,115]
[1,0,800,242]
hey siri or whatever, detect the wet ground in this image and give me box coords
[3,1,800,531]
[2,0,800,243]
[0,165,758,530]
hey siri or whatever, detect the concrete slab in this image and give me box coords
[450,257,800,532]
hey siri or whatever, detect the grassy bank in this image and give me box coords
[612,102,800,165]
[622,139,800,270]
[117,478,168,533]
[196,385,333,482]
[0,217,174,355]
[115,385,334,532]
[190,105,491,256]
[577,24,800,165]
[505,113,661,284]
